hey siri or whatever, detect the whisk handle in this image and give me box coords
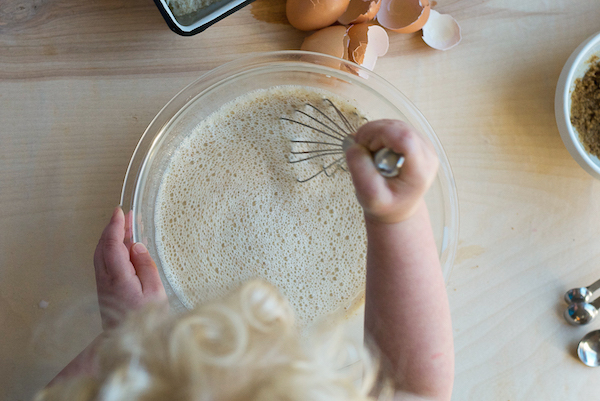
[374,148,404,178]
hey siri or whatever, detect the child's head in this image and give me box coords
[36,280,392,401]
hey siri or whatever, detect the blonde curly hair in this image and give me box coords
[36,280,393,401]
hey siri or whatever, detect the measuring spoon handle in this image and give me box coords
[588,278,600,293]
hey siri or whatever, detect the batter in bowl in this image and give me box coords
[155,86,368,327]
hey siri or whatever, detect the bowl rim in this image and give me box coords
[120,50,460,283]
[555,31,600,179]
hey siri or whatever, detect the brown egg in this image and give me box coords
[338,0,381,25]
[376,0,430,33]
[301,25,350,59]
[300,24,388,71]
[286,0,351,31]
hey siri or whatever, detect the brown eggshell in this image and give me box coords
[301,26,350,60]
[347,23,389,70]
[421,9,461,50]
[338,0,382,25]
[347,23,369,65]
[376,0,430,34]
[286,0,352,31]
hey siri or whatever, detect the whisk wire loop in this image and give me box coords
[280,114,345,142]
[291,139,342,147]
[281,98,365,183]
[323,98,356,134]
[305,103,352,138]
[296,155,346,183]
[289,151,345,164]
[323,158,346,177]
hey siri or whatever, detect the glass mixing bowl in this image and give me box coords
[121,51,459,313]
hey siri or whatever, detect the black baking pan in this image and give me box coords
[154,0,258,36]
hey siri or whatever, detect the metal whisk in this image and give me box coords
[281,98,404,183]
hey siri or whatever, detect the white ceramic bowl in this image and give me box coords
[555,31,600,179]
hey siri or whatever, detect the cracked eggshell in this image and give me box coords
[376,0,430,34]
[338,0,382,25]
[422,9,461,50]
[301,25,350,60]
[286,0,352,31]
[347,23,389,71]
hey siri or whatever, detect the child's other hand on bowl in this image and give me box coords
[94,207,167,330]
[344,119,439,224]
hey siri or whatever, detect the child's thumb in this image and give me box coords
[130,243,163,293]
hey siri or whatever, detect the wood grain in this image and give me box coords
[2,0,600,400]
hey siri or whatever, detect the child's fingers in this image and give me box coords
[345,143,390,203]
[93,237,107,277]
[99,207,135,278]
[356,120,437,188]
[94,207,121,276]
[356,120,419,179]
[130,243,166,296]
[355,120,415,154]
[355,120,433,163]
[123,210,134,252]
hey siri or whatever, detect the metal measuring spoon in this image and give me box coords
[578,330,600,367]
[564,297,600,325]
[564,278,600,303]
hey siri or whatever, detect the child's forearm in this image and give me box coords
[364,201,454,401]
[47,333,104,388]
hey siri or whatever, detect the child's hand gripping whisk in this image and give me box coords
[283,99,406,183]
[344,119,439,224]
[283,99,437,222]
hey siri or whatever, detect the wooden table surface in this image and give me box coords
[2,0,600,399]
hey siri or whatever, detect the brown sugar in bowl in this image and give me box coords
[555,31,600,179]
